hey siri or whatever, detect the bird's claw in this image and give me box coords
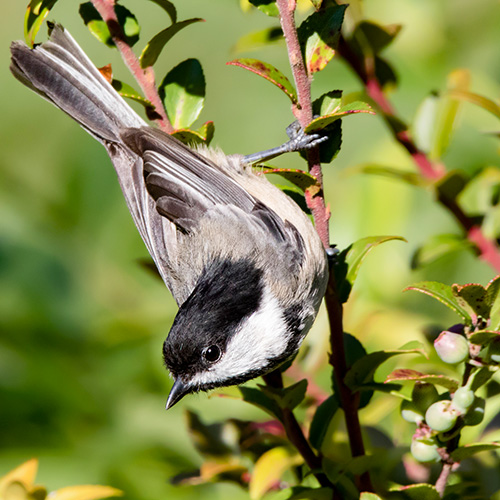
[285,120,328,153]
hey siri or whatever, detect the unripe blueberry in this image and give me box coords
[401,399,424,424]
[425,400,459,432]
[410,439,441,463]
[451,387,475,414]
[434,331,469,364]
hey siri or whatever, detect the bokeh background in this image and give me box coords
[1,0,500,498]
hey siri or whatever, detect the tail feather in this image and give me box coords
[10,24,145,143]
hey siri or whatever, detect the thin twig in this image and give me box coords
[275,0,374,493]
[337,34,500,273]
[90,0,173,133]
[435,463,453,498]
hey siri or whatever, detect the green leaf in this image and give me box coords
[360,494,383,500]
[111,79,152,108]
[404,281,475,325]
[390,484,440,500]
[450,442,500,461]
[260,168,319,192]
[159,59,205,129]
[24,0,59,47]
[309,395,339,450]
[233,27,283,53]
[413,93,440,153]
[227,58,297,104]
[385,369,459,392]
[248,0,279,17]
[463,397,485,426]
[79,3,140,48]
[249,447,301,500]
[147,0,177,23]
[451,282,489,320]
[356,164,424,187]
[140,18,204,68]
[238,386,283,421]
[313,90,342,116]
[48,486,122,500]
[412,234,473,269]
[171,122,215,147]
[448,89,500,121]
[352,21,402,54]
[487,275,500,329]
[304,102,374,133]
[298,5,347,74]
[287,487,335,500]
[431,69,470,160]
[334,236,406,303]
[435,170,469,202]
[344,343,426,392]
[469,330,500,346]
[259,379,308,411]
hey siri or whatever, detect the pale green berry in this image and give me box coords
[411,439,441,463]
[425,400,458,432]
[401,399,424,424]
[451,387,475,414]
[434,331,469,364]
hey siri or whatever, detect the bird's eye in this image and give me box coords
[203,345,221,363]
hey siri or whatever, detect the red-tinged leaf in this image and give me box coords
[172,121,215,147]
[227,58,297,104]
[450,442,500,461]
[249,447,302,500]
[345,343,426,391]
[335,236,406,303]
[25,0,59,47]
[160,59,205,129]
[260,168,319,192]
[49,486,122,500]
[404,281,475,326]
[447,89,500,120]
[140,18,204,68]
[147,0,177,23]
[298,5,347,74]
[390,484,440,500]
[233,27,283,54]
[452,282,490,319]
[385,369,459,392]
[304,102,374,133]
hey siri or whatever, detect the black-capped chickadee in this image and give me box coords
[10,25,328,408]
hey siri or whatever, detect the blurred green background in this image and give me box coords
[1,0,500,498]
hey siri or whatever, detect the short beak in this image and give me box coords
[166,378,190,409]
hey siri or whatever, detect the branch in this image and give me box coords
[337,34,500,273]
[90,0,173,133]
[275,1,373,493]
[435,463,453,498]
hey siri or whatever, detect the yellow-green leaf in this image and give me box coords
[24,0,58,47]
[0,459,38,493]
[49,486,122,500]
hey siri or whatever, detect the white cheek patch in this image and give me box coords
[188,289,289,388]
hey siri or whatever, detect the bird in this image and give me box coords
[10,24,329,409]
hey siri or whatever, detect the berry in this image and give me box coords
[411,439,441,463]
[451,387,475,414]
[401,399,424,424]
[434,331,469,364]
[425,400,459,432]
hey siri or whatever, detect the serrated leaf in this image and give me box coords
[140,18,204,68]
[147,0,176,23]
[356,164,424,187]
[24,0,58,47]
[79,3,140,48]
[259,379,308,411]
[159,59,205,129]
[249,447,301,500]
[452,282,489,319]
[49,487,122,500]
[390,484,440,500]
[233,27,283,53]
[450,442,500,461]
[431,69,470,160]
[334,236,406,303]
[447,89,500,121]
[248,0,279,17]
[309,395,339,450]
[239,386,283,420]
[227,58,297,104]
[304,102,374,133]
[404,281,474,325]
[0,459,38,493]
[344,344,426,392]
[298,5,347,74]
[412,233,473,269]
[385,369,459,392]
[260,168,319,192]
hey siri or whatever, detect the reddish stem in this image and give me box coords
[90,0,173,133]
